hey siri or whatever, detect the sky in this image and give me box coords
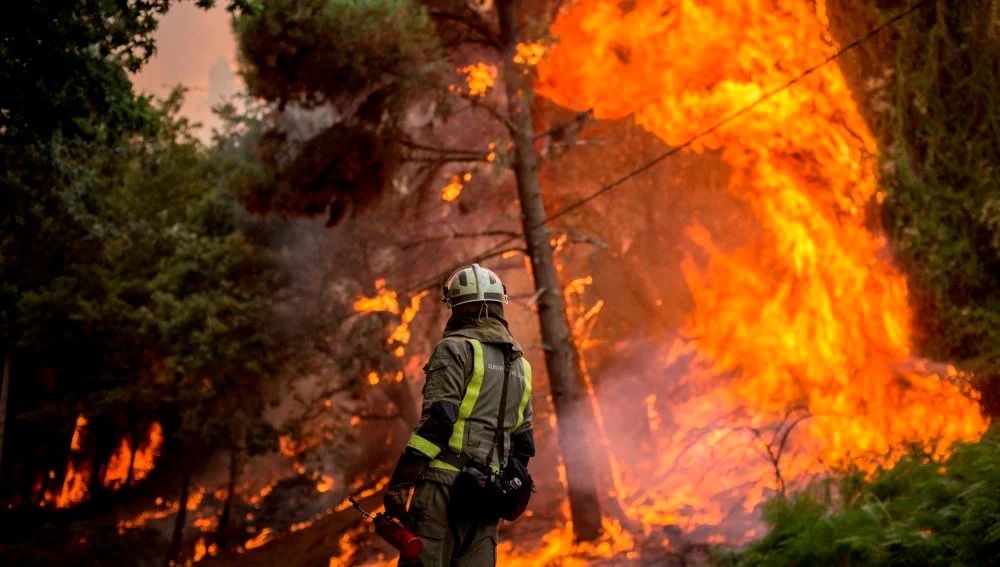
[131,2,241,136]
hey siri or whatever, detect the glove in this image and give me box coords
[383,448,429,525]
[383,485,413,526]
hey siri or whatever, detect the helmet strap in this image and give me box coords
[476,301,489,324]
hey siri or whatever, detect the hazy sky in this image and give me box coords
[131,3,241,136]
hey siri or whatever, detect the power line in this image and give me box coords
[410,0,931,293]
[541,0,932,227]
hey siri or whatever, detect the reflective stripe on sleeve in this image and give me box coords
[447,338,484,453]
[513,357,532,432]
[428,459,460,472]
[406,433,442,459]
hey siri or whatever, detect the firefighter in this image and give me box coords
[384,264,535,566]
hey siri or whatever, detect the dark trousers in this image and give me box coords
[399,479,497,567]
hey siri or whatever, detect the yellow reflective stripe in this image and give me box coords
[513,357,532,432]
[406,434,442,459]
[429,459,460,472]
[429,459,496,474]
[448,338,484,453]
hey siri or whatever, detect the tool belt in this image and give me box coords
[449,456,533,525]
[446,347,533,525]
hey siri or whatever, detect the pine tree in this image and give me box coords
[236,0,606,540]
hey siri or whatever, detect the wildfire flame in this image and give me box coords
[441,172,472,202]
[535,0,988,540]
[103,422,164,489]
[52,415,91,508]
[460,62,497,97]
[514,41,547,67]
[230,2,991,563]
[54,459,90,509]
[354,281,428,361]
[353,279,400,314]
[44,417,165,508]
[244,527,274,550]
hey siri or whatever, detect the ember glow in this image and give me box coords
[441,172,472,202]
[460,62,497,97]
[535,0,987,541]
[514,41,547,67]
[354,281,427,361]
[352,278,400,314]
[244,527,274,550]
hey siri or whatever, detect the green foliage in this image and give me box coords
[236,0,444,107]
[0,0,290,512]
[0,0,256,356]
[236,0,458,225]
[0,0,252,140]
[721,426,1000,566]
[0,0,168,141]
[233,0,448,224]
[2,84,290,507]
[878,1,1000,374]
[107,93,287,454]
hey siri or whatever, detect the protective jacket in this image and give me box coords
[405,317,535,485]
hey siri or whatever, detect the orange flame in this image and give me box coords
[49,418,164,507]
[69,414,87,451]
[460,63,497,97]
[498,518,637,566]
[118,497,177,532]
[535,0,987,542]
[48,414,90,508]
[387,291,428,349]
[440,173,471,202]
[353,279,399,314]
[514,41,547,67]
[193,537,208,562]
[103,422,164,489]
[316,474,335,493]
[244,527,274,550]
[54,459,90,509]
[328,523,370,567]
[327,3,990,562]
[355,281,427,361]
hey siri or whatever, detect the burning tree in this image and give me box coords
[235,0,608,541]
[228,0,996,556]
[4,0,994,564]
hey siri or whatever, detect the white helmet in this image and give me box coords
[441,264,509,308]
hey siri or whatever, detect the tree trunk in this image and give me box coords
[91,417,122,508]
[217,446,239,535]
[125,414,138,488]
[0,354,10,474]
[497,0,603,542]
[166,466,192,566]
[125,433,137,488]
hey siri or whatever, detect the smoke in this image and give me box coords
[208,57,239,105]
[131,2,241,137]
[593,336,784,543]
[115,2,988,559]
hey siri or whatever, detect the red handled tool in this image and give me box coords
[349,496,423,559]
